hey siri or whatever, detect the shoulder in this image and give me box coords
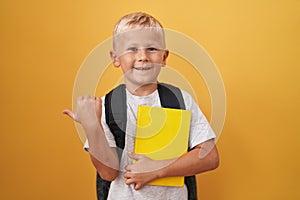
[103,84,127,106]
[180,89,193,101]
[179,89,197,110]
[104,84,126,99]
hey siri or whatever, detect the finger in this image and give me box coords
[134,183,142,190]
[62,109,75,120]
[88,95,95,100]
[95,97,102,103]
[94,97,102,122]
[81,95,90,101]
[95,97,102,109]
[125,177,135,185]
[125,164,132,172]
[78,96,84,101]
[95,96,100,101]
[123,172,131,179]
[128,152,144,160]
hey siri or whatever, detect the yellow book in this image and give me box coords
[134,105,191,187]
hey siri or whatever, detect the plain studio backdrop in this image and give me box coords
[0,0,299,199]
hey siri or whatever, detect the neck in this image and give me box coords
[126,82,158,96]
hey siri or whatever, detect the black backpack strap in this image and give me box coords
[96,173,111,200]
[104,84,127,149]
[96,84,127,200]
[157,83,186,109]
[185,176,198,200]
[157,83,198,200]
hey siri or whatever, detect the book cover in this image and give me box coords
[134,105,191,187]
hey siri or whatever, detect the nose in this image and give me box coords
[137,48,149,62]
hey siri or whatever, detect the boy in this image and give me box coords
[63,12,219,199]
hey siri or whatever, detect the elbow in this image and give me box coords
[208,149,220,171]
[197,140,220,172]
[210,155,219,170]
[90,154,119,181]
[99,169,118,181]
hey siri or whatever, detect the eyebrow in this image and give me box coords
[125,42,163,48]
[125,43,139,47]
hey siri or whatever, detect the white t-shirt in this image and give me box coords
[85,88,216,200]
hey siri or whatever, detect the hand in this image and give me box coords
[123,152,164,190]
[62,96,102,127]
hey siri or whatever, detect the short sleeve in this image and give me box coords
[83,96,117,151]
[181,90,216,149]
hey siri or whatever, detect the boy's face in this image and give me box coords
[110,28,169,89]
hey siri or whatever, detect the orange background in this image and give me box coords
[1,0,299,199]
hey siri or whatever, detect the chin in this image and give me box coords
[129,78,158,89]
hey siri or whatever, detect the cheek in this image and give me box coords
[120,54,134,62]
[119,56,133,66]
[121,65,132,73]
[149,54,164,63]
[120,59,134,73]
[158,56,166,64]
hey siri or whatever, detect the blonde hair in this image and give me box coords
[114,12,163,35]
[113,12,165,49]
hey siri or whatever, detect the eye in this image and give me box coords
[147,47,158,52]
[127,47,138,52]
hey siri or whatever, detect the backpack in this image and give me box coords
[96,83,197,200]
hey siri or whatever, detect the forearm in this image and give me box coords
[83,122,119,181]
[158,140,219,178]
[123,140,219,190]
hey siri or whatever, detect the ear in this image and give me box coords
[110,50,120,67]
[162,50,169,66]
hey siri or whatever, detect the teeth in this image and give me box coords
[134,67,151,70]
